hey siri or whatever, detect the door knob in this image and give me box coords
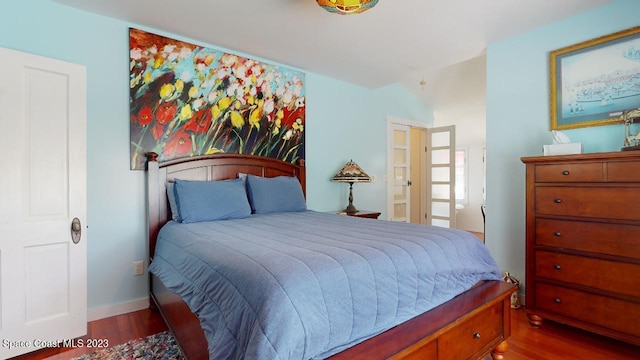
[71,217,82,244]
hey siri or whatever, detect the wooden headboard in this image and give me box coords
[146,152,306,260]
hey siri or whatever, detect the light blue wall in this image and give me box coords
[0,0,432,312]
[486,0,640,291]
[306,75,433,216]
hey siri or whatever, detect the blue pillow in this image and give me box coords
[166,182,180,222]
[245,175,306,214]
[173,178,251,223]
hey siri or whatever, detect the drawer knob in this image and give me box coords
[473,332,481,339]
[554,198,562,204]
[562,170,570,175]
[554,264,561,270]
[554,232,562,237]
[555,298,561,303]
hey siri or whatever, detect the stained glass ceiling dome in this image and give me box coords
[316,0,379,15]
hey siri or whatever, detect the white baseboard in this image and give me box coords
[87,297,150,322]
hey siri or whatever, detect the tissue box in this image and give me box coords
[543,143,582,156]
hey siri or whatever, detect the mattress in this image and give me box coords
[149,210,501,359]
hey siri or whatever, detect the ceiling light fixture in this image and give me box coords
[316,0,379,15]
[419,78,427,91]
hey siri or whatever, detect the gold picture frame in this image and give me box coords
[550,26,640,130]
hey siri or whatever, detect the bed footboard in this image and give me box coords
[328,280,514,360]
[150,277,514,360]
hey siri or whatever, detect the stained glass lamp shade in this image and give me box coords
[316,0,379,15]
[331,160,371,214]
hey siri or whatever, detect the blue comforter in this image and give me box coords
[149,211,501,360]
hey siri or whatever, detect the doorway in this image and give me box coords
[409,128,423,224]
[386,118,455,227]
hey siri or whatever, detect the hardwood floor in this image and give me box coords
[11,306,639,359]
[10,308,168,360]
[484,309,639,359]
[470,231,485,242]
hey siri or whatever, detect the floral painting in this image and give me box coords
[129,28,305,169]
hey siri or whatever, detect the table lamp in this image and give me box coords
[331,159,371,214]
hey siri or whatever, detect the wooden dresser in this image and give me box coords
[521,151,640,346]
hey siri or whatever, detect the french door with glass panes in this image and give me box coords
[426,126,456,228]
[389,123,411,222]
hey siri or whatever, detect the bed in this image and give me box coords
[146,152,515,360]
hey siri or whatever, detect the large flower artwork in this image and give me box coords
[129,28,305,169]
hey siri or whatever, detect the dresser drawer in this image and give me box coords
[535,163,604,182]
[535,186,640,220]
[388,340,437,360]
[536,251,640,297]
[535,219,640,259]
[535,283,640,337]
[608,161,640,182]
[437,302,503,360]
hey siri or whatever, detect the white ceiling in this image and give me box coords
[54,0,610,112]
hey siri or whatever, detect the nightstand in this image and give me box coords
[336,210,381,219]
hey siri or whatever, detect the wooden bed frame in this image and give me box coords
[146,152,515,360]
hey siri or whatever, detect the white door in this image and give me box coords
[0,47,87,358]
[426,126,455,228]
[388,123,410,222]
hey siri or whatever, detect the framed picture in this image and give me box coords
[550,26,640,130]
[129,28,305,170]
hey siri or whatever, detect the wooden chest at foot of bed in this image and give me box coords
[328,281,515,360]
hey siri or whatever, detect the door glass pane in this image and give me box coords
[432,184,450,199]
[394,167,406,182]
[394,149,406,164]
[431,167,449,182]
[394,130,407,146]
[432,218,450,228]
[431,132,450,147]
[455,150,466,203]
[393,185,406,200]
[394,204,406,219]
[432,149,450,165]
[432,202,450,217]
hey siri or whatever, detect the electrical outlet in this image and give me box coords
[133,260,144,276]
